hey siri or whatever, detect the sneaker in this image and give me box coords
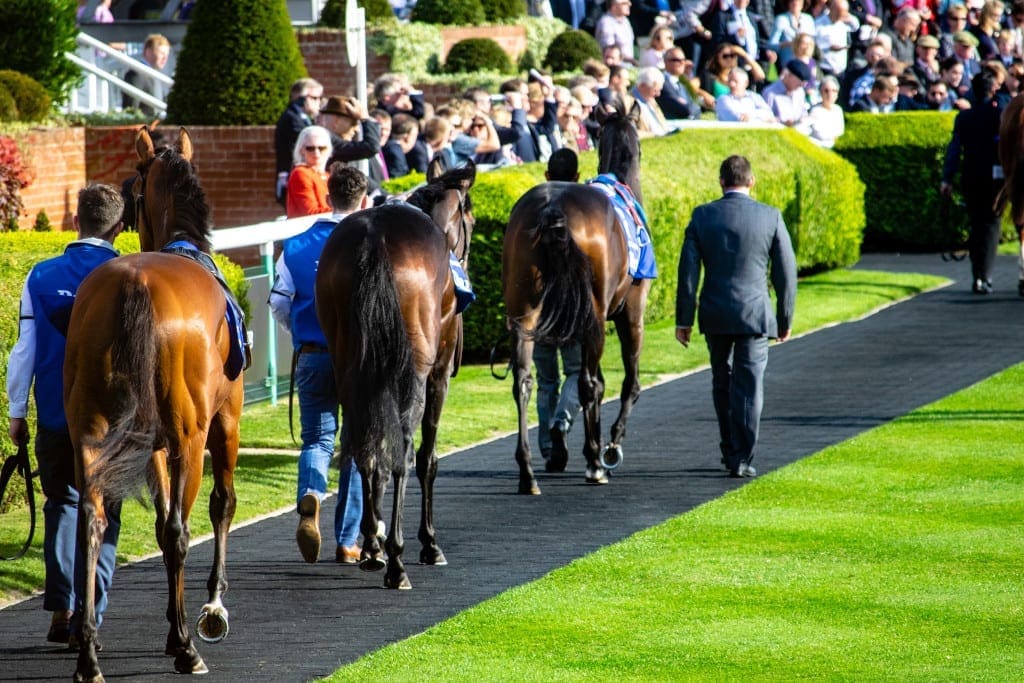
[47,610,73,644]
[296,494,321,563]
[336,544,361,564]
[972,279,992,295]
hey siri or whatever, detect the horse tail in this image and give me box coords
[87,278,160,500]
[529,201,600,347]
[340,232,413,472]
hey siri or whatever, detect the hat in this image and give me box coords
[785,59,812,83]
[320,95,358,118]
[953,31,980,47]
[916,35,940,49]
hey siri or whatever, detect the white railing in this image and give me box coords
[211,212,331,405]
[65,32,173,116]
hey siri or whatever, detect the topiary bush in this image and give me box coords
[445,38,513,74]
[167,0,307,125]
[482,0,527,21]
[320,0,396,26]
[0,87,17,123]
[0,71,52,122]
[543,29,602,73]
[0,0,79,106]
[411,0,486,25]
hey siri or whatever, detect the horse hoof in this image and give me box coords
[195,604,229,643]
[518,480,541,495]
[584,465,609,485]
[73,671,104,683]
[360,554,386,572]
[385,573,412,590]
[420,547,448,566]
[173,648,208,675]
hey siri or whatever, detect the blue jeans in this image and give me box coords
[36,427,120,623]
[533,342,582,452]
[294,350,362,547]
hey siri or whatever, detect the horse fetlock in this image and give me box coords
[419,545,447,566]
[385,567,412,590]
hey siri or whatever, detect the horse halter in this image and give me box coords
[449,189,472,265]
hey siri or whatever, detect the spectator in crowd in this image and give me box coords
[176,0,196,20]
[843,38,889,106]
[675,155,797,479]
[673,0,717,70]
[367,108,392,190]
[534,148,583,468]
[571,84,602,147]
[816,0,860,78]
[525,77,562,162]
[551,0,588,28]
[882,7,923,64]
[1005,61,1024,98]
[953,30,983,81]
[940,4,970,59]
[582,57,611,91]
[374,73,426,120]
[270,164,371,565]
[658,46,706,118]
[286,125,332,218]
[790,31,823,94]
[420,116,453,168]
[995,31,1017,68]
[1005,2,1024,57]
[848,54,903,104]
[703,42,766,99]
[7,183,125,646]
[382,113,418,178]
[940,55,974,105]
[641,24,676,68]
[913,33,943,84]
[715,0,770,69]
[850,71,900,111]
[557,98,587,151]
[78,0,114,22]
[631,67,676,136]
[895,72,928,108]
[600,63,636,110]
[468,113,514,166]
[716,66,778,121]
[808,74,846,146]
[925,79,954,108]
[770,0,817,65]
[122,33,171,117]
[981,59,1009,103]
[596,0,639,65]
[603,44,625,66]
[941,70,1006,294]
[275,78,323,205]
[969,0,1004,60]
[635,0,679,37]
[762,59,813,129]
[496,79,543,163]
[317,96,382,172]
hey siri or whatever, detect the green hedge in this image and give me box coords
[833,111,1013,250]
[441,127,864,360]
[0,232,248,462]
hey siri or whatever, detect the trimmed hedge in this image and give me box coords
[410,127,864,360]
[834,111,1013,250]
[445,38,513,74]
[0,232,249,462]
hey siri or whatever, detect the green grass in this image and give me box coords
[0,268,944,606]
[325,362,1024,682]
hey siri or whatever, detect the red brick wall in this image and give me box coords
[14,127,87,232]
[299,29,392,98]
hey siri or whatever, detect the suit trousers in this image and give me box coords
[705,334,769,469]
[966,180,1003,284]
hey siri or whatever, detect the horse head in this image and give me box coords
[133,126,213,253]
[595,102,643,205]
[409,161,476,264]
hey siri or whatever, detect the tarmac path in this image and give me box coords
[2,253,1022,682]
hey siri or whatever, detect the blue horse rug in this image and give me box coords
[587,173,657,280]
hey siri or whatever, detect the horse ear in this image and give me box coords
[136,126,155,163]
[626,100,642,127]
[177,127,193,162]
[427,157,445,182]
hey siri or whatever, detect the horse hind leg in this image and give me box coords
[511,332,540,495]
[73,446,107,683]
[579,328,609,485]
[416,368,448,566]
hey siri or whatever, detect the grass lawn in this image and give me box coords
[0,268,944,606]
[326,361,1024,682]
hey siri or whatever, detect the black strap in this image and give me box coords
[0,442,36,561]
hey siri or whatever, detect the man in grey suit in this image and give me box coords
[675,155,797,478]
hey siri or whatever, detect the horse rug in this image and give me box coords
[587,173,657,280]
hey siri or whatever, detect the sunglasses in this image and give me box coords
[665,57,686,63]
[304,145,328,153]
[722,53,738,59]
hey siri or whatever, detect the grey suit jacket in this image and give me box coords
[675,191,797,337]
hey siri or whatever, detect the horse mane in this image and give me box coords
[597,108,642,203]
[405,164,475,215]
[138,146,214,253]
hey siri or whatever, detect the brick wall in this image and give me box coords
[14,127,87,232]
[298,29,391,98]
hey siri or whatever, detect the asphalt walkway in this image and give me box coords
[2,253,1022,682]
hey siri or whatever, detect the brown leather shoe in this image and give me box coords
[335,544,361,564]
[47,610,73,644]
[296,494,321,563]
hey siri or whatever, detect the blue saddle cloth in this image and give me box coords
[587,173,657,280]
[161,240,251,380]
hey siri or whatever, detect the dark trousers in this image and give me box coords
[966,181,1003,283]
[706,334,769,469]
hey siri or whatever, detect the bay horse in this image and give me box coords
[315,160,476,590]
[64,127,243,681]
[502,104,650,495]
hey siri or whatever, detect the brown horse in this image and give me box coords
[64,127,243,681]
[502,105,650,495]
[315,160,476,589]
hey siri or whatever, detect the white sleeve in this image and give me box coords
[6,281,36,419]
[267,255,295,332]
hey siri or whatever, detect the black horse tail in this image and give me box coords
[340,231,413,474]
[87,278,159,501]
[530,201,600,347]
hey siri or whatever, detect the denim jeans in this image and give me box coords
[36,427,120,623]
[533,342,582,452]
[294,350,362,547]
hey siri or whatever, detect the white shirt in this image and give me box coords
[808,103,845,148]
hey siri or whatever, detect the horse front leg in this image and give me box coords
[73,473,105,683]
[511,331,539,495]
[608,286,648,456]
[416,367,449,566]
[579,332,608,485]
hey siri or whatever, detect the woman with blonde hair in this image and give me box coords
[640,24,676,69]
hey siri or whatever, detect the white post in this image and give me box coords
[346,0,369,176]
